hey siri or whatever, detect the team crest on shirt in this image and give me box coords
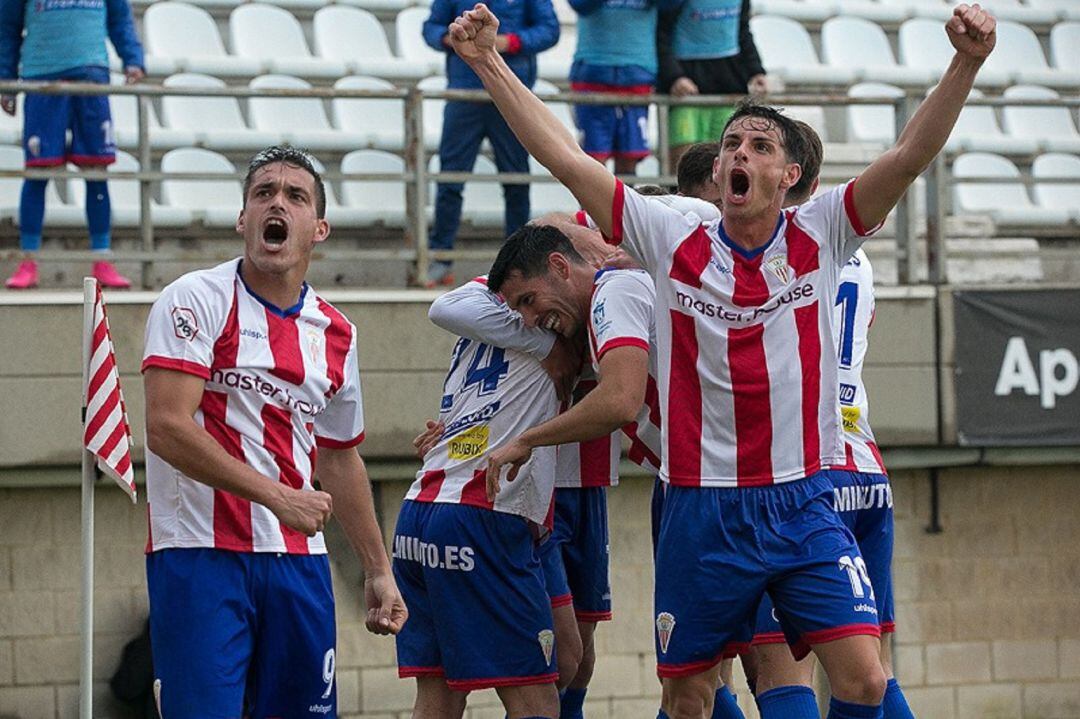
[306,327,322,363]
[538,629,555,665]
[171,307,199,341]
[765,254,791,284]
[656,612,676,654]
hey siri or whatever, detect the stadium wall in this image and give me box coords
[2,288,1079,718]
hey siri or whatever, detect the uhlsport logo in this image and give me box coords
[656,612,676,654]
[171,306,199,341]
[538,629,555,665]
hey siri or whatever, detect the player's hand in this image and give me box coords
[124,66,145,84]
[412,419,444,460]
[270,486,333,536]
[946,4,996,62]
[747,74,769,97]
[0,95,15,116]
[449,3,500,62]
[542,335,581,403]
[364,572,408,635]
[604,248,641,270]
[670,77,699,97]
[485,438,532,500]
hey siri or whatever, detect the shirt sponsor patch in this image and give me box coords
[841,406,861,434]
[448,424,489,460]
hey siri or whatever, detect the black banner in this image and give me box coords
[954,289,1080,446]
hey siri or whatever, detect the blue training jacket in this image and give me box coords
[0,0,144,79]
[422,0,559,90]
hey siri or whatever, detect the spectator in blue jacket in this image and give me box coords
[570,0,679,176]
[1,0,144,289]
[421,0,559,287]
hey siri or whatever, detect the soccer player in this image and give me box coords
[140,146,406,719]
[445,4,995,717]
[1,0,144,289]
[675,142,722,205]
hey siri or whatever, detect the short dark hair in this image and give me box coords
[720,100,807,176]
[786,119,823,205]
[633,183,669,196]
[242,145,327,218]
[676,142,719,195]
[488,224,585,294]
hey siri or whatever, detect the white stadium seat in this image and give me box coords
[751,0,834,23]
[68,151,192,228]
[751,15,856,86]
[229,4,347,79]
[161,147,243,226]
[821,16,935,86]
[0,98,22,144]
[899,18,1010,87]
[331,76,407,151]
[395,7,446,76]
[313,7,430,82]
[537,26,576,83]
[161,73,280,152]
[429,153,505,227]
[143,2,261,78]
[529,157,577,217]
[976,0,1057,25]
[1023,0,1080,22]
[944,87,1038,156]
[339,149,408,226]
[830,0,908,24]
[846,82,904,145]
[109,75,196,150]
[1050,22,1080,71]
[417,75,448,151]
[983,21,1080,90]
[952,152,1070,226]
[248,74,367,151]
[1002,85,1080,154]
[1032,153,1080,222]
[335,0,411,15]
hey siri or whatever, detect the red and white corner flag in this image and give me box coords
[83,280,136,502]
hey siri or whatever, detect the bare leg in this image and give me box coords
[569,621,597,690]
[552,603,584,690]
[412,677,468,719]
[752,644,815,696]
[661,668,718,719]
[497,682,560,719]
[812,635,887,706]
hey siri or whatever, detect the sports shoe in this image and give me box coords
[423,262,455,289]
[5,259,38,289]
[92,260,132,289]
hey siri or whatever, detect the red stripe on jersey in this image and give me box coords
[668,226,711,289]
[728,323,773,486]
[307,422,317,485]
[460,469,495,509]
[544,491,556,530]
[731,255,768,307]
[844,442,856,469]
[645,375,661,428]
[317,298,353,397]
[578,434,613,488]
[609,180,625,245]
[667,310,702,485]
[141,355,211,379]
[266,309,306,386]
[597,336,649,360]
[263,403,309,554]
[785,213,821,277]
[574,210,588,227]
[416,470,446,502]
[201,389,254,551]
[145,504,153,554]
[472,276,489,286]
[843,179,873,237]
[795,303,822,475]
[210,286,240,372]
[624,422,661,470]
[868,441,888,475]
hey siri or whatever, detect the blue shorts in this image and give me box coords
[572,89,650,161]
[393,500,558,690]
[752,470,896,644]
[539,486,612,622]
[654,473,881,677]
[146,548,338,719]
[22,66,116,167]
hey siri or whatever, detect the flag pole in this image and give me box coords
[80,277,97,719]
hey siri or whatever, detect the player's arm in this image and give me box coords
[423,0,457,50]
[143,367,332,536]
[485,345,647,497]
[515,0,559,54]
[449,4,618,236]
[0,0,26,114]
[851,3,994,231]
[105,0,145,79]
[429,279,556,360]
[315,447,407,635]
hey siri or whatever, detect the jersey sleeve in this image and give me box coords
[141,274,230,379]
[799,179,884,266]
[428,277,556,361]
[608,181,703,276]
[590,272,655,365]
[314,332,366,449]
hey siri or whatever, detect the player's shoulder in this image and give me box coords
[840,247,874,285]
[158,259,238,303]
[593,268,655,304]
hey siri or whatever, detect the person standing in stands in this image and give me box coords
[1,0,145,289]
[421,0,559,288]
[569,0,679,175]
[657,0,767,169]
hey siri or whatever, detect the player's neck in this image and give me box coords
[721,205,783,252]
[240,261,307,312]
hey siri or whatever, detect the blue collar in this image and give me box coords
[237,260,308,318]
[716,214,785,260]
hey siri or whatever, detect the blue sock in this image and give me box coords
[712,684,745,719]
[560,687,587,719]
[657,712,670,719]
[757,686,818,719]
[18,179,46,251]
[882,678,914,719]
[85,180,110,250]
[828,696,883,719]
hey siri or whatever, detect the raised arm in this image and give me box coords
[448,4,619,236]
[428,279,555,361]
[851,3,995,231]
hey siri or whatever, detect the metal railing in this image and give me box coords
[0,79,1077,287]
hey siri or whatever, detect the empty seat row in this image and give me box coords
[953,151,1080,225]
[752,0,1080,25]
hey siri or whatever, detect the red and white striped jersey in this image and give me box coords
[407,278,560,525]
[830,249,888,475]
[589,269,663,474]
[141,259,365,554]
[609,179,879,488]
[555,370,622,488]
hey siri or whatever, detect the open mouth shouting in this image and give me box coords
[262,216,289,248]
[727,167,751,205]
[542,311,561,334]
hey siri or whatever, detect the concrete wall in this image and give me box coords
[2,466,1080,718]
